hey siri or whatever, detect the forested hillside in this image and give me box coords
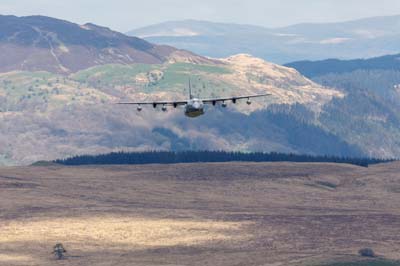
[287,55,400,158]
[286,54,400,78]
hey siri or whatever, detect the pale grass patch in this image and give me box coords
[0,254,33,262]
[0,216,248,249]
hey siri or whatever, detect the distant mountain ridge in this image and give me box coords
[127,15,400,63]
[0,15,211,73]
[130,19,272,37]
[285,53,400,78]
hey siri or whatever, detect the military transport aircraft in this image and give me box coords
[118,82,271,118]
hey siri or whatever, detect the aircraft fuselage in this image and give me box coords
[184,98,205,118]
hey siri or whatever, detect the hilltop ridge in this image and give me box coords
[0,15,211,73]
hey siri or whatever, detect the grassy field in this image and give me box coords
[1,162,400,265]
[0,62,237,107]
[317,258,400,266]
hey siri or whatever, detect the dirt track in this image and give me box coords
[1,162,400,266]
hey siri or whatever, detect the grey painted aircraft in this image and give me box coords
[118,82,271,118]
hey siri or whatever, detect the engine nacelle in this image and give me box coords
[162,105,168,112]
[221,102,227,108]
[137,105,143,112]
[246,99,252,105]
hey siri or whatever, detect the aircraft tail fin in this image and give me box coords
[188,78,193,99]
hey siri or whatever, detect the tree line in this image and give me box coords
[54,151,391,167]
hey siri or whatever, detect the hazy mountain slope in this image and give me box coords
[0,15,212,74]
[277,15,400,40]
[127,15,400,63]
[130,20,271,37]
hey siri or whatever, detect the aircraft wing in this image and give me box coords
[202,93,271,104]
[117,100,188,107]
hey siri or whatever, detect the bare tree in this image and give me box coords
[52,243,67,260]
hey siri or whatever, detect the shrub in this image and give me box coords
[358,248,376,257]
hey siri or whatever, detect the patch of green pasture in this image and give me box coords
[144,63,237,97]
[0,71,61,102]
[166,62,232,74]
[71,64,157,85]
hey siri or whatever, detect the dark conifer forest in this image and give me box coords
[54,151,391,167]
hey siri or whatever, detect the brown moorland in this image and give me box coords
[1,162,400,266]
